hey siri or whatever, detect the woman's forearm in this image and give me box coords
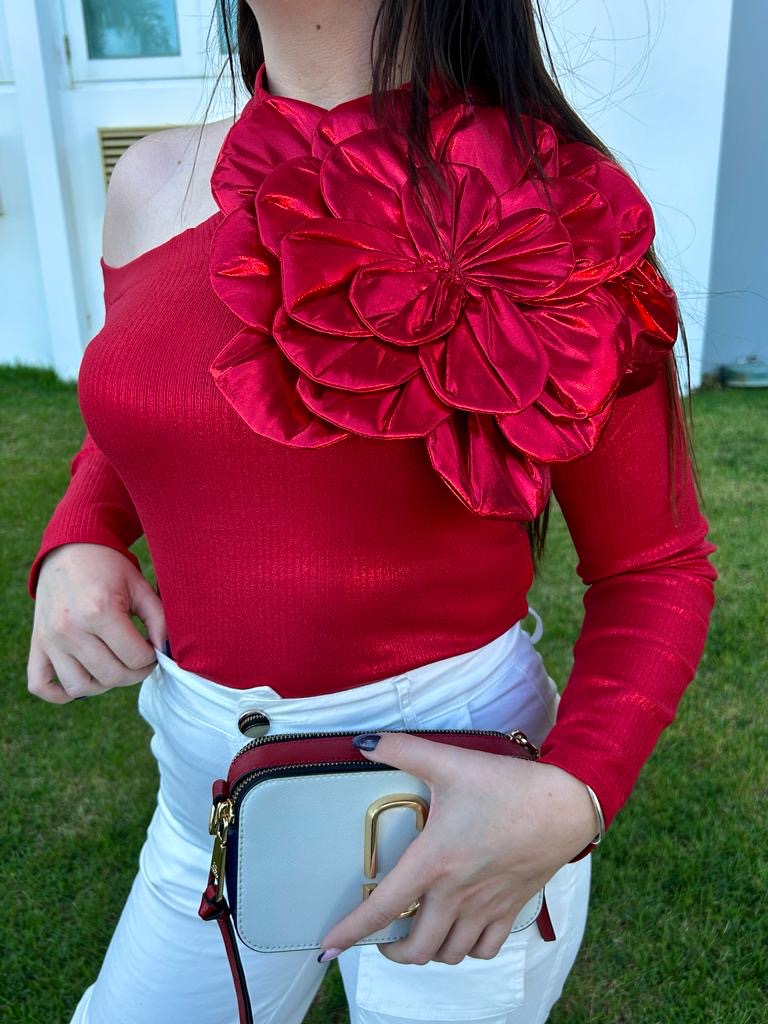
[541,366,718,827]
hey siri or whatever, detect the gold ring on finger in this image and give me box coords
[398,899,421,919]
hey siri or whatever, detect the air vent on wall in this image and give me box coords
[98,126,178,189]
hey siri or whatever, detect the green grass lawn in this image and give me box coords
[2,365,766,1023]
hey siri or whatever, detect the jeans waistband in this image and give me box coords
[149,608,545,736]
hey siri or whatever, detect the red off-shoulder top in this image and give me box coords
[27,61,718,828]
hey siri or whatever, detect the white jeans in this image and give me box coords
[69,610,591,1024]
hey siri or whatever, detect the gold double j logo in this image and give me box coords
[361,793,429,918]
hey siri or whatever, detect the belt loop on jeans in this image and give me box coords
[526,606,544,644]
[393,675,419,729]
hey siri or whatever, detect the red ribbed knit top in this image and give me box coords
[27,62,718,828]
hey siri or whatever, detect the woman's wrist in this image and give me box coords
[533,763,604,855]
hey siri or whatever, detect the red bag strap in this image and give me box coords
[199,873,254,1024]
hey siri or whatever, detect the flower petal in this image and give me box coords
[311,70,458,157]
[608,258,679,392]
[349,265,465,345]
[209,203,280,330]
[280,219,413,337]
[557,142,656,275]
[208,325,347,447]
[401,163,500,264]
[319,129,410,233]
[419,292,548,414]
[256,155,326,256]
[464,189,574,299]
[614,258,679,348]
[521,289,630,416]
[505,177,623,296]
[425,411,551,519]
[497,393,615,462]
[272,304,420,389]
[439,107,559,194]
[296,372,451,437]
[211,98,316,214]
[313,95,409,156]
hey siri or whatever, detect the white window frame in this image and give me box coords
[59,0,215,82]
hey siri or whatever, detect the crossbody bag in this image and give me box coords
[198,721,597,1024]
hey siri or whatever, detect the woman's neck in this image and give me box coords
[245,0,412,110]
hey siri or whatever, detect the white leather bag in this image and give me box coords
[198,725,564,1024]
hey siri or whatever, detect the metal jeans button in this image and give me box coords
[238,709,271,738]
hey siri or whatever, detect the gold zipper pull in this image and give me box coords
[507,730,540,759]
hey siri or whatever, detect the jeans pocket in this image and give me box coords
[354,925,529,1020]
[462,659,558,750]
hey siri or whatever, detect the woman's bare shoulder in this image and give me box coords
[102,116,235,269]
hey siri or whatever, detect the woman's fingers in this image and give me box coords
[433,915,497,963]
[318,822,435,956]
[467,916,523,960]
[28,543,166,704]
[28,642,110,703]
[390,884,520,964]
[90,613,158,684]
[126,573,167,653]
[29,630,155,703]
[27,641,72,704]
[376,888,460,965]
[375,891,518,965]
[49,648,113,700]
[61,630,153,694]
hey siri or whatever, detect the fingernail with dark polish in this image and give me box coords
[352,733,380,751]
[317,947,342,963]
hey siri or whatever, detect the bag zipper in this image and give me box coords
[228,758,383,805]
[224,728,539,808]
[231,723,539,768]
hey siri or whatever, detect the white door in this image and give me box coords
[56,0,240,338]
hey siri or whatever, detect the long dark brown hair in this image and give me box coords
[209,0,704,569]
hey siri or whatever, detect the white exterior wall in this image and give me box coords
[548,0,735,390]
[0,3,50,368]
[702,0,768,375]
[0,90,50,368]
[0,1,743,389]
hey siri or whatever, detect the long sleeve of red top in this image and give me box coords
[28,275,145,597]
[540,370,718,826]
[27,429,144,597]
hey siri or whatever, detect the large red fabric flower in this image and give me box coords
[208,61,679,518]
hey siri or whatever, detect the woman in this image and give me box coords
[26,1,718,1022]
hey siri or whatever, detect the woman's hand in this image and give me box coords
[28,543,166,704]
[317,732,598,965]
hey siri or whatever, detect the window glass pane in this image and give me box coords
[82,0,180,59]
